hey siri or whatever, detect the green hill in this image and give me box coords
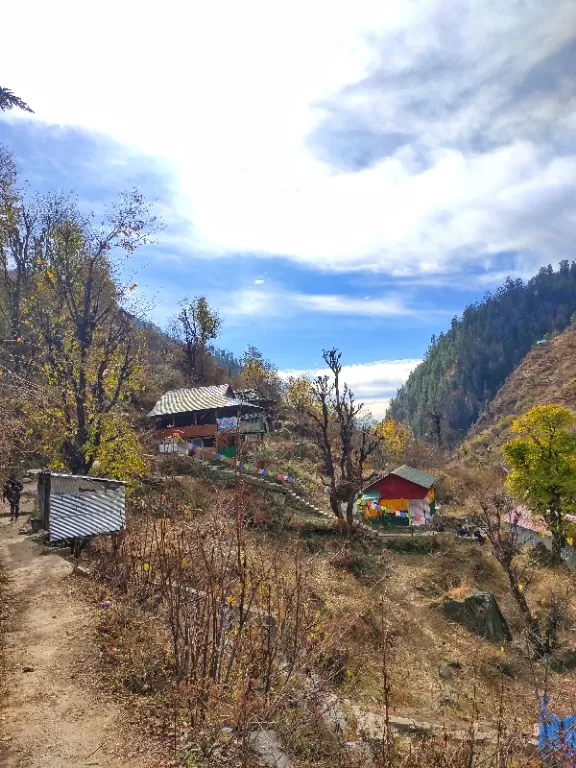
[389,262,576,444]
[462,322,576,461]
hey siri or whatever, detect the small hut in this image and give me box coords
[359,465,436,527]
[33,471,126,543]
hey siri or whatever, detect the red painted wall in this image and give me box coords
[365,474,429,500]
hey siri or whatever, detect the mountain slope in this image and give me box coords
[389,262,576,443]
[461,323,576,460]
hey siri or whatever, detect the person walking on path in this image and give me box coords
[3,473,23,522]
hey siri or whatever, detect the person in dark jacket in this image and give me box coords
[3,474,23,521]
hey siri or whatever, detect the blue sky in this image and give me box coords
[1,0,575,416]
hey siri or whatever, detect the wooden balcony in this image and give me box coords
[154,424,217,441]
[154,418,266,442]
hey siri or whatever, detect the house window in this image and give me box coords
[174,412,196,428]
[197,411,217,426]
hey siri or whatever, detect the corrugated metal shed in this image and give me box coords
[148,384,261,418]
[391,465,436,489]
[36,471,126,543]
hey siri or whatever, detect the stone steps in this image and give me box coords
[194,459,332,519]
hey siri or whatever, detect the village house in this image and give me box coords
[505,505,576,570]
[148,384,267,457]
[359,465,437,527]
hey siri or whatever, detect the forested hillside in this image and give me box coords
[461,321,576,461]
[389,262,576,443]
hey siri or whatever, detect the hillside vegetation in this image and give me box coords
[389,263,576,444]
[462,322,576,462]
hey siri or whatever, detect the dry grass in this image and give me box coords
[81,473,576,766]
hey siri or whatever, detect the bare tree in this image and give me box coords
[472,489,560,658]
[307,349,382,529]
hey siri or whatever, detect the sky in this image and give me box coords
[1,0,575,417]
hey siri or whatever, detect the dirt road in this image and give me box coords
[0,498,167,768]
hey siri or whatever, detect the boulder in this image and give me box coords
[439,666,453,681]
[442,591,511,643]
[248,730,292,768]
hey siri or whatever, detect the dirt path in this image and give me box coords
[0,499,168,768]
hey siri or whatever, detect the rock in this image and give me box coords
[345,740,374,763]
[320,694,348,733]
[248,730,292,768]
[22,666,35,673]
[439,666,453,681]
[442,591,512,643]
[447,660,463,670]
[72,564,91,578]
[441,695,457,708]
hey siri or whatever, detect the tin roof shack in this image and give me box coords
[148,384,267,457]
[35,471,126,544]
[360,465,437,527]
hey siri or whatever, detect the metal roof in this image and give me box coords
[147,384,261,417]
[30,470,126,485]
[390,465,436,489]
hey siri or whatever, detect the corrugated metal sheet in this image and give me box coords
[50,474,124,495]
[148,384,261,417]
[44,473,126,542]
[391,465,436,489]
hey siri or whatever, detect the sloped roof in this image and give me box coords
[148,384,260,417]
[390,465,436,489]
[506,505,576,535]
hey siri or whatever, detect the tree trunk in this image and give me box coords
[548,506,565,566]
[329,495,342,519]
[345,496,356,530]
[551,534,563,567]
[63,439,86,475]
[507,569,546,656]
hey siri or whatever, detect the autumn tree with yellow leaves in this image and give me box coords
[374,417,414,466]
[171,295,221,385]
[0,147,159,477]
[503,404,576,565]
[238,346,280,398]
[21,192,157,477]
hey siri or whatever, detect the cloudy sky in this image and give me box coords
[2,0,575,417]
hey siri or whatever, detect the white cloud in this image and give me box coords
[2,0,576,278]
[217,286,434,320]
[253,279,266,285]
[280,358,421,419]
[293,293,410,316]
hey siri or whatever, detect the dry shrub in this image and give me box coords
[91,481,355,764]
[435,464,503,507]
[87,478,573,767]
[447,584,474,600]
